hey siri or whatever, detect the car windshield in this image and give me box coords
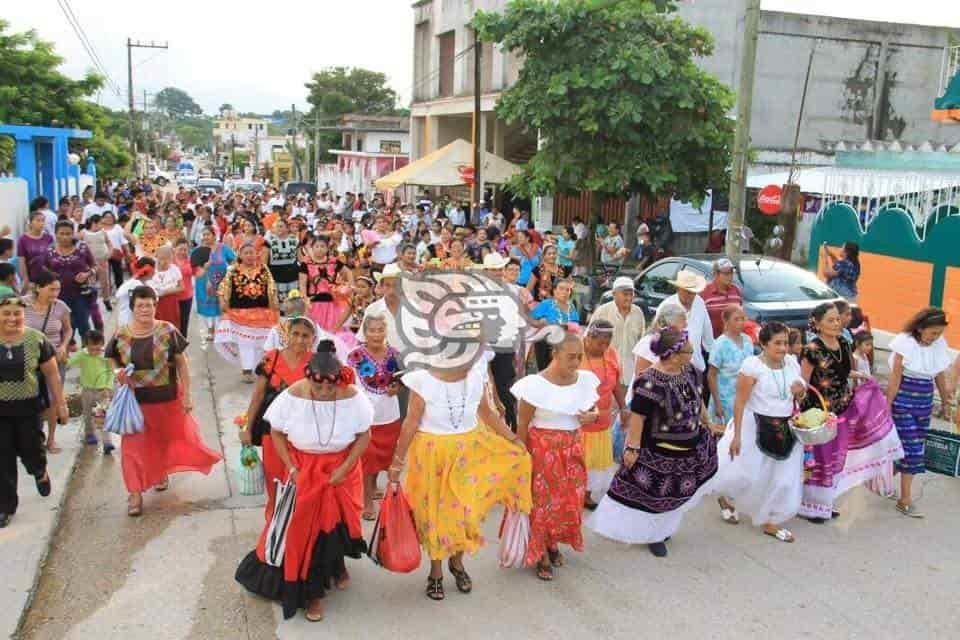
[738,260,838,302]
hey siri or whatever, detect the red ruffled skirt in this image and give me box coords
[121,396,222,494]
[524,427,586,566]
[360,420,402,474]
[235,446,366,619]
[155,294,181,329]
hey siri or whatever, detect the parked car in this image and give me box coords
[598,254,866,331]
[283,181,317,198]
[197,178,224,194]
[177,173,198,188]
[228,180,265,194]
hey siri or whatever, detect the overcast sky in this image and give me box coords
[5,0,959,116]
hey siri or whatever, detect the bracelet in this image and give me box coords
[623,444,642,453]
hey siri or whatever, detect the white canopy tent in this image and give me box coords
[374,139,521,191]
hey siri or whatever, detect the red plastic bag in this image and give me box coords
[368,483,421,573]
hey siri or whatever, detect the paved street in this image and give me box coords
[6,319,957,639]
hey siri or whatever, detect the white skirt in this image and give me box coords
[214,317,271,367]
[586,467,617,498]
[587,473,716,545]
[799,428,904,519]
[712,412,804,526]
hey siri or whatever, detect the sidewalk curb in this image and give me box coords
[10,427,83,640]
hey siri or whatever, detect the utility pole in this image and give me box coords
[126,38,168,171]
[290,103,303,182]
[471,28,482,225]
[725,0,761,257]
[314,110,320,184]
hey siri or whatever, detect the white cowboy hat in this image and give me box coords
[668,271,707,293]
[374,263,404,281]
[482,253,510,270]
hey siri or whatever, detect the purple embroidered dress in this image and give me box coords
[588,365,719,544]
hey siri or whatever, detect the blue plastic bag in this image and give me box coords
[103,366,144,436]
[611,415,625,463]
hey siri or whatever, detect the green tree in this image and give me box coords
[0,19,131,178]
[219,103,234,115]
[305,67,400,117]
[475,0,735,258]
[155,87,203,119]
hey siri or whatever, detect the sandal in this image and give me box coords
[763,527,795,543]
[155,477,169,492]
[448,560,473,593]
[335,570,350,591]
[583,497,599,511]
[536,561,554,581]
[896,502,924,519]
[305,598,324,622]
[373,489,384,500]
[362,509,377,521]
[127,494,143,517]
[425,576,445,601]
[547,548,564,568]
[718,498,739,525]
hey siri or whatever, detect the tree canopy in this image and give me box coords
[0,19,131,179]
[155,87,203,119]
[474,0,735,206]
[305,67,400,117]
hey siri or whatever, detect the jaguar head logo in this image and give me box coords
[396,270,565,371]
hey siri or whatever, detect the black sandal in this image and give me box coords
[536,561,554,581]
[547,548,564,568]
[448,560,473,593]
[426,576,445,601]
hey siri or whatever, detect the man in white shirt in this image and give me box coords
[362,264,404,356]
[591,276,646,387]
[655,270,714,373]
[448,204,466,227]
[82,192,115,223]
[572,217,587,240]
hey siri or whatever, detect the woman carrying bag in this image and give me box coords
[241,317,318,510]
[236,340,374,623]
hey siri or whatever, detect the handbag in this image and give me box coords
[251,351,283,446]
[103,366,144,436]
[265,477,297,567]
[367,483,421,573]
[498,510,530,568]
[238,446,265,496]
[924,429,960,477]
[754,413,796,460]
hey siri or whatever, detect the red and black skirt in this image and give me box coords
[235,446,366,619]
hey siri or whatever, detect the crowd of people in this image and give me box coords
[0,179,956,623]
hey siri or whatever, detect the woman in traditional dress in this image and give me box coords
[514,333,599,580]
[242,317,317,515]
[299,237,353,334]
[799,302,904,522]
[578,320,627,510]
[133,218,166,258]
[193,226,236,342]
[388,353,531,601]
[712,321,807,541]
[149,245,183,329]
[106,286,222,517]
[266,219,300,305]
[346,314,402,521]
[707,304,753,426]
[885,308,951,518]
[631,303,687,379]
[0,292,67,528]
[215,242,279,383]
[235,340,373,622]
[589,328,723,558]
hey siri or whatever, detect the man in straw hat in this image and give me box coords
[590,276,645,388]
[363,263,404,353]
[656,270,714,375]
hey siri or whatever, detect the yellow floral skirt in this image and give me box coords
[404,425,532,561]
[582,429,617,498]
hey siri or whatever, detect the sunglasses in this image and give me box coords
[0,296,26,308]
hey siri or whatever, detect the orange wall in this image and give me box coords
[942,267,960,346]
[820,251,933,336]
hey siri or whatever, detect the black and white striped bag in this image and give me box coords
[265,478,297,567]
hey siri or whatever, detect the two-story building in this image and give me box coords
[213,108,269,153]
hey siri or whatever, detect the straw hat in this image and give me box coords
[374,263,404,281]
[668,271,707,293]
[482,253,510,270]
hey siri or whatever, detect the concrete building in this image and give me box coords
[336,114,410,155]
[213,108,269,150]
[409,1,960,209]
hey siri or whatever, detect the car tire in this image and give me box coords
[155,177,168,186]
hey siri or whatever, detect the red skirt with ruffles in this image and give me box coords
[235,445,366,619]
[524,427,587,566]
[121,396,222,494]
[360,420,401,474]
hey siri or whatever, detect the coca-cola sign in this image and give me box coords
[757,184,782,216]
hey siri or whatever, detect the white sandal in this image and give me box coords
[718,499,739,525]
[764,528,795,543]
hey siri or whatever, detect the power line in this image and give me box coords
[54,0,123,97]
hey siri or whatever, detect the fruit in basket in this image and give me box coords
[792,408,829,429]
